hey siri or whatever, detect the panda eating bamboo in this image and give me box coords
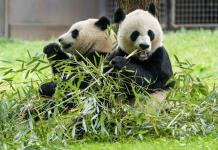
[107,3,174,100]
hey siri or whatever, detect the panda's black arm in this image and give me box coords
[148,47,174,89]
[106,48,126,61]
[121,61,154,86]
[111,56,154,86]
[39,81,57,98]
[107,48,153,86]
[43,43,78,75]
[43,43,70,61]
[103,48,128,73]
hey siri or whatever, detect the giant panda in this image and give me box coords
[108,3,174,102]
[36,16,116,117]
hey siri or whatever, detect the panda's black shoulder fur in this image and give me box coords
[108,46,174,92]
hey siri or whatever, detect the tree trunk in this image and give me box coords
[117,0,160,19]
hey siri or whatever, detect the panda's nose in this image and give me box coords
[58,38,63,43]
[139,44,149,50]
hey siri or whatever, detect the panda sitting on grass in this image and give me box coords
[108,3,174,102]
[40,16,116,97]
[28,16,116,119]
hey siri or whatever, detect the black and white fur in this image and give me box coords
[58,17,116,56]
[108,3,174,94]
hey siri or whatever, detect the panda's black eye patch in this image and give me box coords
[71,29,79,39]
[148,30,155,41]
[130,31,139,42]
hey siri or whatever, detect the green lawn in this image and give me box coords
[165,29,218,79]
[69,136,218,150]
[0,30,217,149]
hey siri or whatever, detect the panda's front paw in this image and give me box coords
[39,82,57,98]
[111,56,128,69]
[43,43,70,61]
[43,43,62,57]
[43,43,62,54]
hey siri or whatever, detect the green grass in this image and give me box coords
[0,30,217,149]
[0,38,48,63]
[69,136,218,150]
[165,29,218,79]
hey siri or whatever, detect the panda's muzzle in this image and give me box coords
[58,38,72,49]
[137,49,150,61]
[62,44,72,49]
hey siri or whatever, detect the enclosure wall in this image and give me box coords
[0,0,5,36]
[5,0,101,40]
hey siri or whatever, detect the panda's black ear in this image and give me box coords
[114,8,126,24]
[148,3,156,16]
[95,16,110,30]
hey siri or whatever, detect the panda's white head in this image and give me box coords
[58,17,116,55]
[114,3,163,61]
